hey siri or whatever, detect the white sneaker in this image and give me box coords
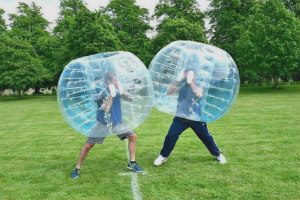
[217,154,227,164]
[154,155,168,166]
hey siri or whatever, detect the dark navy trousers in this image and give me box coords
[160,117,220,157]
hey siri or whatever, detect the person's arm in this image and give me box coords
[121,93,133,101]
[167,81,180,95]
[98,84,115,113]
[101,95,113,113]
[186,70,203,98]
[189,81,204,98]
[167,70,185,95]
[119,86,133,101]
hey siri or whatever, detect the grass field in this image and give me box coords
[0,85,299,200]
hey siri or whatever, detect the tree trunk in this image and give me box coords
[273,76,280,89]
[17,90,21,99]
[33,86,41,95]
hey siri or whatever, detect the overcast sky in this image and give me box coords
[0,0,210,27]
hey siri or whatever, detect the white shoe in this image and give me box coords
[217,154,227,164]
[154,155,168,166]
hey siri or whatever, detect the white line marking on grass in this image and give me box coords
[119,171,147,176]
[125,141,143,200]
[119,172,132,176]
[130,173,143,200]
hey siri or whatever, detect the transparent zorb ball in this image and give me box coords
[57,52,153,137]
[149,41,240,123]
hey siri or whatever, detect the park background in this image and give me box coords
[0,0,300,94]
[0,0,300,200]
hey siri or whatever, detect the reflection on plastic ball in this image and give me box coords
[149,41,240,123]
[57,52,153,137]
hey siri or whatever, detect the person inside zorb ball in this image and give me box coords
[150,40,240,122]
[57,52,153,178]
[58,52,153,137]
[90,72,135,137]
[151,41,240,166]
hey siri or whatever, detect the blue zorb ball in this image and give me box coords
[149,41,240,123]
[57,52,153,137]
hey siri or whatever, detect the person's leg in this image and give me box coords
[127,133,143,172]
[70,137,105,179]
[160,117,190,157]
[75,143,95,169]
[190,121,220,156]
[118,131,143,173]
[116,131,137,162]
[127,133,137,162]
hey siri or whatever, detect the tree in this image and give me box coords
[235,0,300,87]
[66,8,120,58]
[105,0,152,64]
[0,8,6,33]
[56,0,119,62]
[0,35,45,97]
[208,0,257,56]
[153,0,207,53]
[282,0,300,17]
[0,9,6,94]
[53,0,120,80]
[154,0,204,25]
[54,0,86,35]
[9,2,49,48]
[279,0,300,82]
[36,34,61,87]
[9,2,52,93]
[53,0,87,83]
[153,18,206,52]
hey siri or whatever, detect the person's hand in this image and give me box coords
[186,71,195,84]
[108,84,116,97]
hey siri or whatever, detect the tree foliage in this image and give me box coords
[282,0,300,17]
[65,9,120,58]
[8,2,52,92]
[153,18,206,52]
[54,0,86,34]
[53,0,120,82]
[0,35,45,95]
[154,0,204,25]
[235,0,300,87]
[0,8,6,33]
[1,0,300,96]
[105,0,152,64]
[153,0,207,53]
[9,2,49,47]
[52,0,87,81]
[208,0,257,56]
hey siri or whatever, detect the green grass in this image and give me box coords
[0,85,299,200]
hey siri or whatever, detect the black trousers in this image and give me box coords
[160,117,220,157]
